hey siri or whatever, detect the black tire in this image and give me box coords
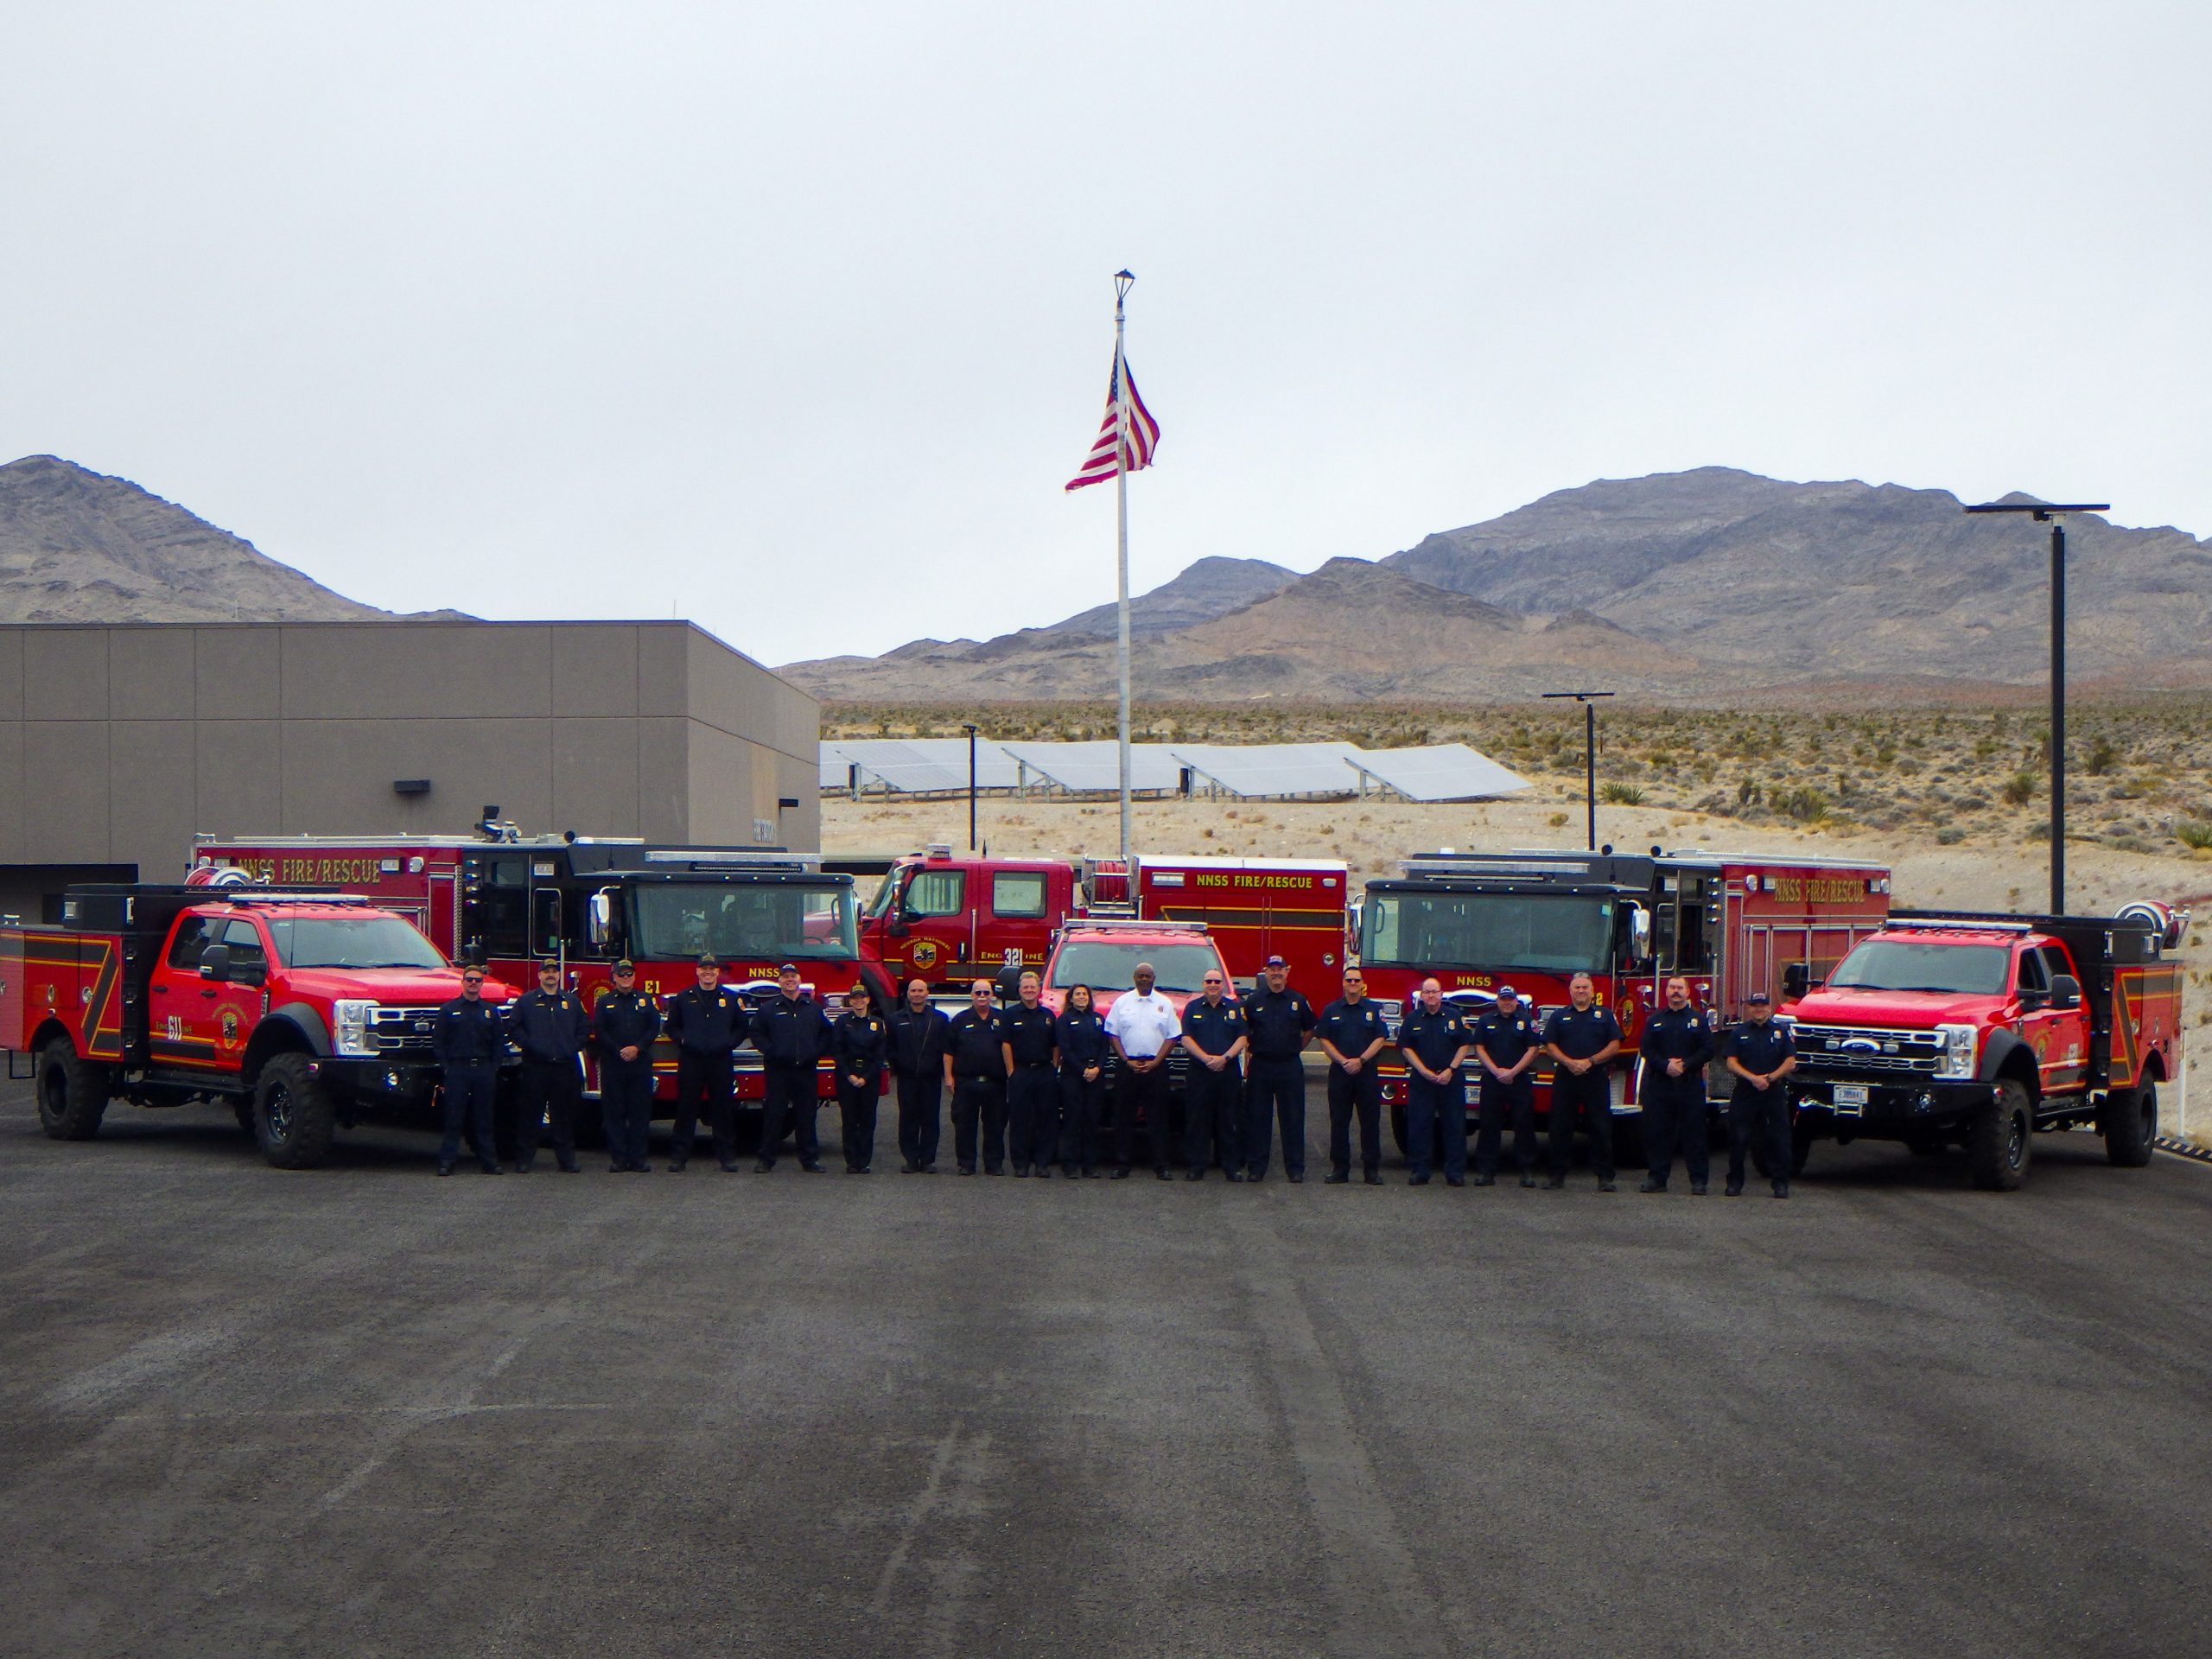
[2101,1079,2157,1168]
[35,1036,111,1141]
[1968,1077,2033,1192]
[252,1052,338,1170]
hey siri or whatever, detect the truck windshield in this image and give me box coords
[1361,892,1614,975]
[1049,942,1224,994]
[265,916,448,970]
[631,881,858,962]
[1828,940,2010,995]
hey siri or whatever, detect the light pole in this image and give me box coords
[1541,690,1616,852]
[1961,499,2108,915]
[962,722,980,852]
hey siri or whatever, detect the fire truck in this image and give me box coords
[3,882,500,1169]
[851,847,1348,995]
[1357,848,1893,1156]
[1783,903,2187,1190]
[192,819,891,1109]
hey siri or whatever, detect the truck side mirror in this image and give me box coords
[888,915,910,938]
[198,943,232,981]
[1781,962,1811,1001]
[2049,973,2082,1011]
[587,888,616,950]
[994,965,1026,1004]
[1624,902,1652,963]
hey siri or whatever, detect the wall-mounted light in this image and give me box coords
[393,779,431,797]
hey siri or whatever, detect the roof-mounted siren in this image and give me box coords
[476,804,521,844]
[186,862,257,888]
[2115,899,2190,952]
[925,842,954,861]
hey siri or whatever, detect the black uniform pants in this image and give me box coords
[1475,1074,1537,1176]
[671,1050,736,1165]
[600,1058,655,1168]
[1244,1058,1306,1179]
[894,1071,942,1168]
[1727,1084,1791,1185]
[1114,1062,1172,1173]
[760,1064,821,1167]
[1548,1068,1615,1179]
[1058,1066,1105,1172]
[1185,1061,1244,1173]
[837,1075,879,1171]
[1326,1065,1382,1178]
[952,1074,1007,1172]
[439,1064,499,1169]
[1406,1073,1466,1179]
[1007,1065,1058,1170]
[516,1057,582,1168]
[1640,1076,1710,1185]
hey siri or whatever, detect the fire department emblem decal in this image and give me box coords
[219,1008,242,1047]
[911,940,940,972]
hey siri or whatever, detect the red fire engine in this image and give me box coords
[1357,848,1893,1154]
[193,821,891,1108]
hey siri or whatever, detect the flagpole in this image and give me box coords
[1113,269,1135,873]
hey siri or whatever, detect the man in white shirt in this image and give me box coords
[1104,962,1182,1180]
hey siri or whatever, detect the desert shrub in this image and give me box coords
[1773,785,1828,823]
[1936,827,1966,845]
[2177,820,2212,851]
[2000,772,2039,807]
[1599,782,1645,805]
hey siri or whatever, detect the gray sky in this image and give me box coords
[4,2,2205,667]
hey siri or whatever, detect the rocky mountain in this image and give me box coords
[0,454,416,623]
[779,467,2212,702]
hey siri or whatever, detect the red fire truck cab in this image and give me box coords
[1357,848,1893,1155]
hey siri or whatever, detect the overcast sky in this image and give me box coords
[3,3,2205,667]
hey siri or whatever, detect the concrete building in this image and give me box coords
[0,620,819,920]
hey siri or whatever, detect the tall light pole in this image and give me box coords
[1112,268,1135,872]
[962,722,980,852]
[1541,690,1616,852]
[1962,499,2107,915]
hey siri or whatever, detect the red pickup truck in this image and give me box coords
[3,884,505,1169]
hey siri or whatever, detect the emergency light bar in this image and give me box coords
[1065,917,1212,934]
[1402,857,1603,879]
[638,850,818,869]
[1883,915,2033,933]
[218,891,376,907]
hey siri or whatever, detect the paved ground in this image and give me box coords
[4,1079,2210,1659]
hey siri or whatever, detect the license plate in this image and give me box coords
[1834,1084,1869,1111]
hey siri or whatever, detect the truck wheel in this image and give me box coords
[35,1037,111,1141]
[252,1052,338,1170]
[1968,1078,2033,1192]
[2101,1080,2157,1168]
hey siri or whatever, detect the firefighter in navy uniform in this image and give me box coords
[944,980,1009,1175]
[591,960,662,1173]
[1397,978,1472,1186]
[1179,969,1249,1181]
[887,978,951,1173]
[753,963,832,1173]
[1000,971,1059,1177]
[663,955,748,1173]
[1724,991,1797,1198]
[1316,968,1389,1185]
[1471,985,1541,1187]
[830,983,888,1173]
[431,964,503,1177]
[505,958,589,1173]
[1541,971,1623,1191]
[1053,984,1109,1178]
[1638,974,1717,1194]
[1241,955,1317,1183]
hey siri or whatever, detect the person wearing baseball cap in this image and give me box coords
[591,959,661,1173]
[1240,954,1317,1182]
[505,958,589,1173]
[1472,985,1542,1186]
[752,963,831,1173]
[663,954,747,1172]
[1723,990,1796,1198]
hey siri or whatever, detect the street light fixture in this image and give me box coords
[962,723,980,852]
[1961,499,2109,915]
[1541,690,1616,851]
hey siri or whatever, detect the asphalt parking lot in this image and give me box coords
[4,1081,2210,1659]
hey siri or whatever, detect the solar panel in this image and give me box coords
[821,739,1025,793]
[997,741,1186,793]
[1168,742,1363,798]
[1348,744,1531,802]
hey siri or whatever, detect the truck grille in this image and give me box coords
[1789,1023,1943,1076]
[365,1005,443,1054]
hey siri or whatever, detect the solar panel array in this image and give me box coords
[823,737,1530,801]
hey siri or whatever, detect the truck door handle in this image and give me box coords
[200,989,219,1000]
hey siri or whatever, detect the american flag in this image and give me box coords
[1064,346,1160,491]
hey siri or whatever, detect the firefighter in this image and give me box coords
[1054,982,1109,1178]
[1638,975,1717,1194]
[663,954,748,1173]
[887,977,950,1173]
[1471,985,1541,1187]
[1723,991,1796,1198]
[1179,967,1249,1181]
[1317,967,1388,1185]
[1241,954,1317,1183]
[592,959,662,1173]
[1541,971,1623,1190]
[944,979,1009,1175]
[753,963,831,1173]
[505,958,588,1173]
[830,982,887,1173]
[1397,978,1472,1186]
[431,963,504,1177]
[1104,962,1181,1179]
[1000,969,1059,1177]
